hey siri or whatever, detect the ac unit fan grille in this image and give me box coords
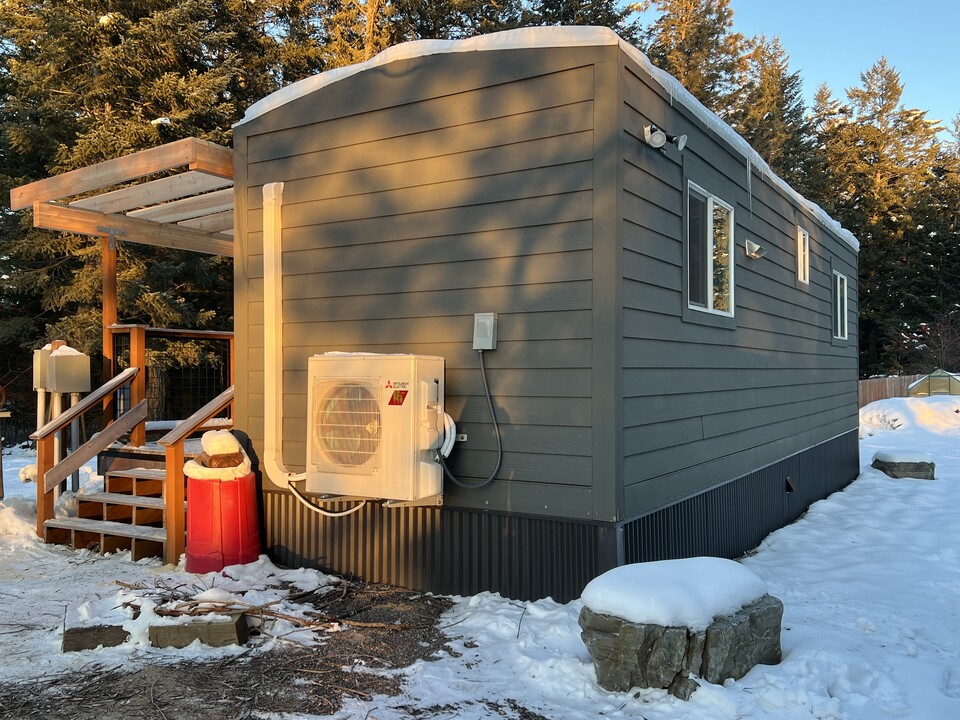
[312,381,381,470]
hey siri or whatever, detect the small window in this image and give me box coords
[797,226,810,284]
[833,271,848,339]
[687,182,734,316]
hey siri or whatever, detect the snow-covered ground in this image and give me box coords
[1,396,958,719]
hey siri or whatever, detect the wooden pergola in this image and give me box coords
[13,139,237,563]
[10,137,235,383]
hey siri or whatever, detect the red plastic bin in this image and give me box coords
[185,472,261,573]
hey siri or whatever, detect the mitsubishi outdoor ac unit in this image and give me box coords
[305,353,445,502]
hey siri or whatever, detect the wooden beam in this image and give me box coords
[164,441,186,565]
[127,187,233,223]
[136,327,234,340]
[70,172,233,214]
[190,139,234,180]
[36,435,55,537]
[10,138,233,210]
[34,201,234,257]
[129,326,147,447]
[102,235,118,416]
[178,210,234,233]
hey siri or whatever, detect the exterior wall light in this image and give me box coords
[666,132,687,152]
[745,239,767,259]
[643,124,687,152]
[643,124,667,148]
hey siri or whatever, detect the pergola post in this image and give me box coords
[129,325,147,447]
[102,234,118,421]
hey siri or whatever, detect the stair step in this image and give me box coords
[105,467,168,481]
[79,492,166,510]
[44,517,166,543]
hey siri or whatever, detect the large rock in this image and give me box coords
[871,451,935,480]
[579,594,783,700]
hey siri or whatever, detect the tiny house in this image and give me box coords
[232,27,859,601]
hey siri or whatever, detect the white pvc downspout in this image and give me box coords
[262,182,304,489]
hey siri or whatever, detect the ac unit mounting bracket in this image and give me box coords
[310,493,372,503]
[382,494,444,509]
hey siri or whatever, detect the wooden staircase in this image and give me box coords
[32,381,235,565]
[44,464,176,561]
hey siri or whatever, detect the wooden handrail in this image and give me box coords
[158,385,234,448]
[42,401,147,493]
[142,328,234,340]
[108,323,233,340]
[33,366,142,537]
[31,366,139,441]
[158,385,235,565]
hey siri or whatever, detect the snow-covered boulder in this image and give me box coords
[578,557,783,699]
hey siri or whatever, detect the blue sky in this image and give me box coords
[727,0,960,134]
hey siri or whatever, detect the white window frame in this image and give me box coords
[687,182,735,317]
[833,270,848,339]
[797,226,810,284]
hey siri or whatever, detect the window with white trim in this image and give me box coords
[833,270,848,339]
[797,226,810,284]
[687,182,734,315]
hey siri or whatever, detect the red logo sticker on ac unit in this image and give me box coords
[388,390,408,406]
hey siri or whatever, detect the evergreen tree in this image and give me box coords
[0,0,292,383]
[529,0,640,43]
[728,36,816,195]
[812,59,942,375]
[319,0,396,68]
[900,117,960,368]
[805,84,849,211]
[391,0,524,41]
[635,0,748,118]
[261,0,332,84]
[0,0,273,338]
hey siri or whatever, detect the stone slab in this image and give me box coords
[871,457,935,480]
[148,613,249,649]
[62,623,130,652]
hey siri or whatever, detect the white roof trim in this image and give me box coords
[238,26,859,251]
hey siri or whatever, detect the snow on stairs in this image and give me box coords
[44,466,174,561]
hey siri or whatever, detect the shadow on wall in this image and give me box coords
[245,51,602,517]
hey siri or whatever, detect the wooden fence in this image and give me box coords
[858,375,924,408]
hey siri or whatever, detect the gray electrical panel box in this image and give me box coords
[39,348,91,393]
[47,353,91,393]
[473,313,498,350]
[32,348,51,391]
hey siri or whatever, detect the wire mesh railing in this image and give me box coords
[110,326,233,425]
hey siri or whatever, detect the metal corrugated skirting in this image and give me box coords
[263,496,607,602]
[263,431,859,601]
[622,430,860,563]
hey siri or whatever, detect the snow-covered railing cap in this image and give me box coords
[238,26,859,252]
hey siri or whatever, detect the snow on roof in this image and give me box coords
[580,556,767,631]
[238,26,859,252]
